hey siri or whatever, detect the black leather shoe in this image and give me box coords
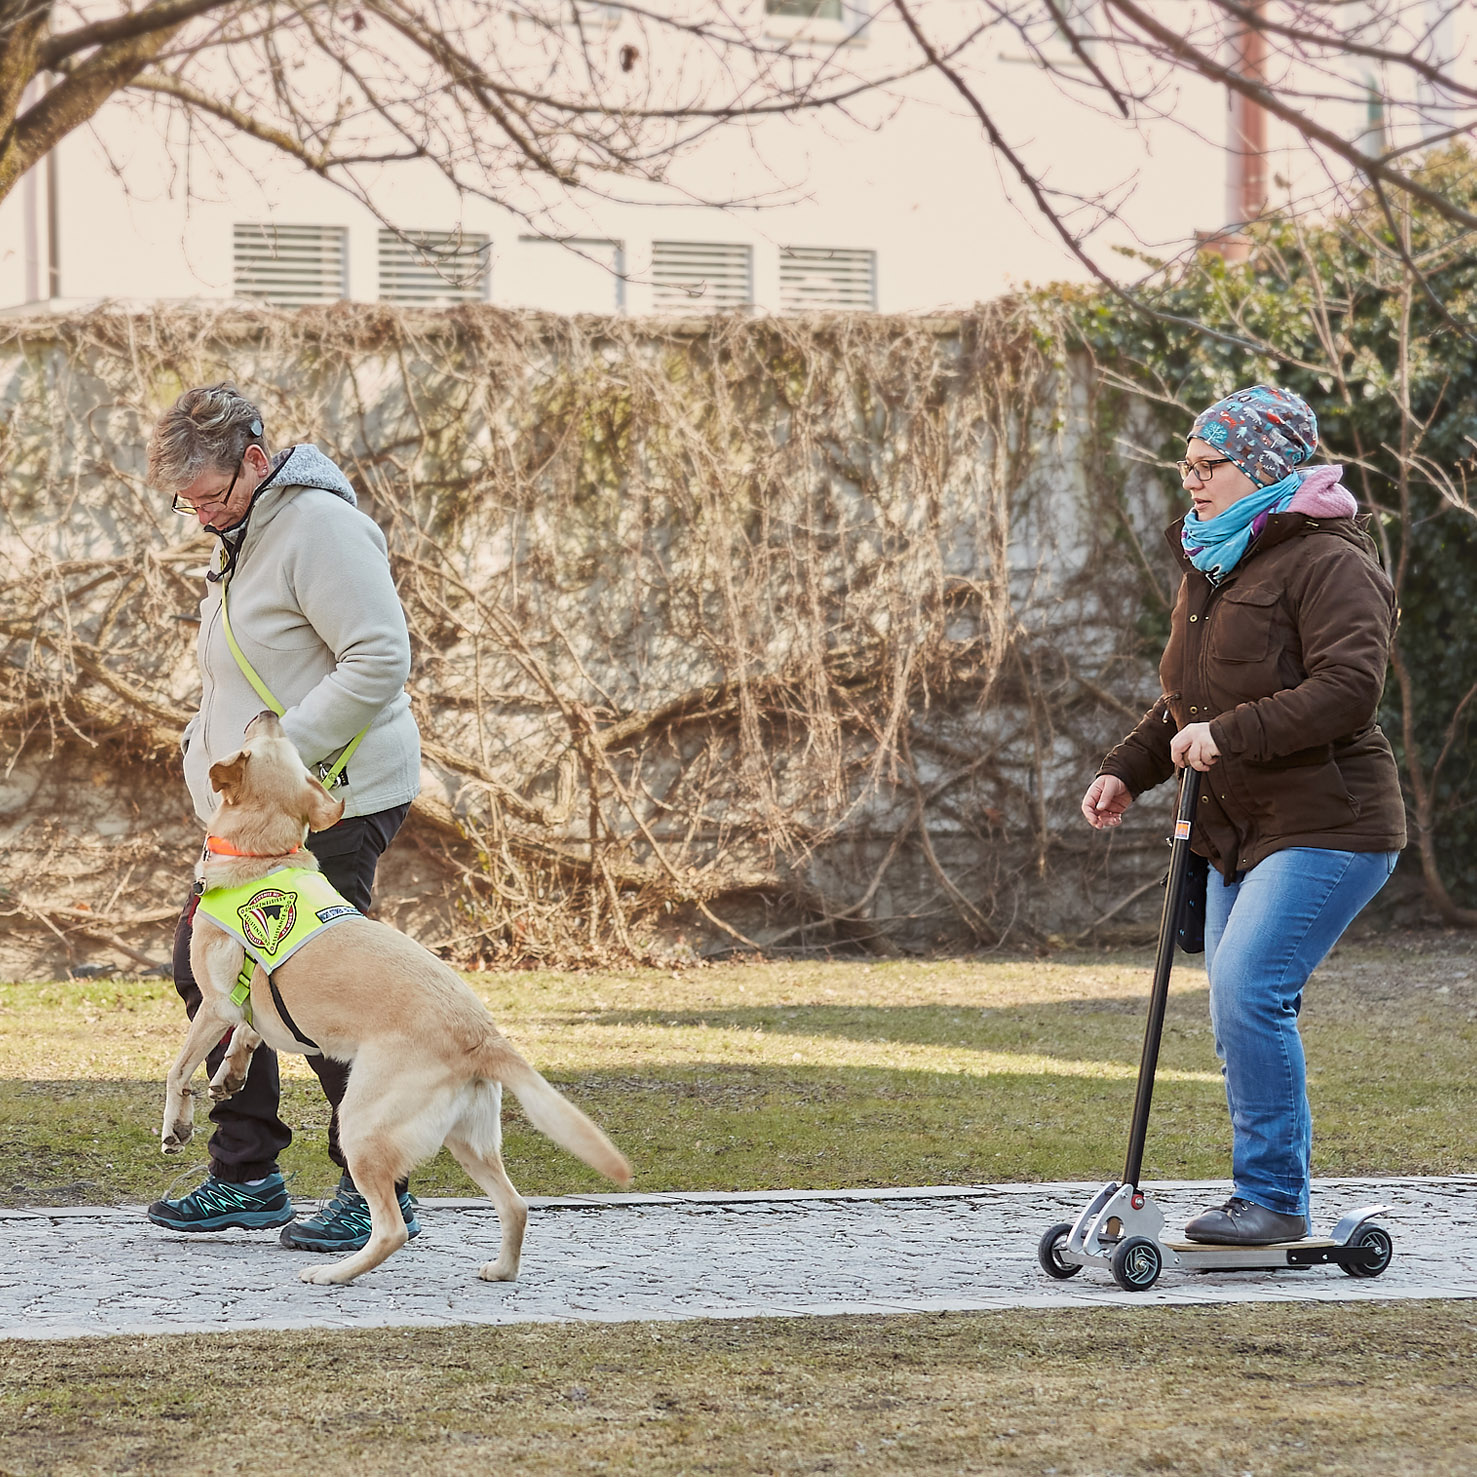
[1183,1197,1307,1245]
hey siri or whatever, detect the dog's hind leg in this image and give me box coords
[298,1053,434,1285]
[298,1142,410,1286]
[446,1083,527,1282]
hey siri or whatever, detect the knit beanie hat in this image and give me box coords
[1188,385,1319,487]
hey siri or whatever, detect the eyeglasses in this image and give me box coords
[172,460,243,515]
[1176,456,1233,484]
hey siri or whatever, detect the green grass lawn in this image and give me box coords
[3,936,1476,1475]
[4,1303,1476,1475]
[1,937,1474,1206]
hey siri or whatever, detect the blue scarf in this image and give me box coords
[1181,470,1303,584]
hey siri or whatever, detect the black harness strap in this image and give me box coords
[266,972,321,1054]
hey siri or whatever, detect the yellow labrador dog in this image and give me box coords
[161,711,631,1285]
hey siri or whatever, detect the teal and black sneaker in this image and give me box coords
[278,1172,420,1253]
[146,1172,296,1233]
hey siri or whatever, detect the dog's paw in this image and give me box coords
[299,1264,357,1286]
[160,1123,193,1153]
[207,1077,244,1102]
[479,1260,519,1282]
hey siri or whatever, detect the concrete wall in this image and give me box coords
[0,306,1268,976]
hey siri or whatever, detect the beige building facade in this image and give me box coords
[0,1,1461,316]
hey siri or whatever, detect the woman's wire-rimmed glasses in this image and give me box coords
[1176,456,1233,484]
[172,459,243,515]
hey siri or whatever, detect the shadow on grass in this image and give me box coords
[5,972,1471,1210]
[0,1056,1232,1210]
[564,995,1216,1070]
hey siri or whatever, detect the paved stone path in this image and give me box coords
[3,1177,1474,1341]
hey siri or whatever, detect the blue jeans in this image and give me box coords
[1204,847,1399,1219]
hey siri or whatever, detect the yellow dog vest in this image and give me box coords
[196,867,361,974]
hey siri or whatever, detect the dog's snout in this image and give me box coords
[244,710,284,739]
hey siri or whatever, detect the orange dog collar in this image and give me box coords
[204,835,301,859]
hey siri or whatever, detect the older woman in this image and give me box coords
[1080,385,1405,1245]
[144,384,422,1255]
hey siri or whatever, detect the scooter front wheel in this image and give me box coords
[1037,1221,1082,1279]
[1110,1236,1163,1291]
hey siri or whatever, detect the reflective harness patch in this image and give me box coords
[196,867,361,1052]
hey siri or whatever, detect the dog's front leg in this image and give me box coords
[162,925,250,1151]
[209,1021,263,1101]
[161,1004,238,1152]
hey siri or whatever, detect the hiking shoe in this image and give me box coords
[278,1172,420,1253]
[147,1172,296,1233]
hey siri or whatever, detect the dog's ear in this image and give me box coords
[209,751,249,803]
[304,775,346,833]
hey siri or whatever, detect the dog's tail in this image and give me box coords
[480,1039,632,1188]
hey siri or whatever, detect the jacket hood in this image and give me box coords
[211,445,358,576]
[1287,463,1357,519]
[265,444,358,506]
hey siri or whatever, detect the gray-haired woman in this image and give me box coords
[144,382,422,1255]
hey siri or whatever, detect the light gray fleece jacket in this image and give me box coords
[182,445,421,827]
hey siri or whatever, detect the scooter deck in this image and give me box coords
[1161,1237,1338,1252]
[1162,1236,1358,1272]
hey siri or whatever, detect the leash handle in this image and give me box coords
[220,580,367,788]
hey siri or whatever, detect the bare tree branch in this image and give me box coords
[1106,0,1477,232]
[38,0,240,70]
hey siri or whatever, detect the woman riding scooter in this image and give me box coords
[1080,385,1405,1245]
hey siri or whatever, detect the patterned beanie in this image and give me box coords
[1188,385,1318,487]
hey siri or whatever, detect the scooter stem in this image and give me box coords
[1122,766,1200,1190]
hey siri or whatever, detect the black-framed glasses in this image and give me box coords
[1176,456,1233,483]
[172,459,243,515]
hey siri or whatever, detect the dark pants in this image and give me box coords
[172,803,410,1183]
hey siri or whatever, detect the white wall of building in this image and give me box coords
[0,0,1457,316]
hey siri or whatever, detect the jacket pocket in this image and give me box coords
[1246,753,1359,834]
[1210,584,1281,663]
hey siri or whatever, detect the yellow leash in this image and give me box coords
[219,579,368,788]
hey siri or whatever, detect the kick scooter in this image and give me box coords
[1038,768,1394,1291]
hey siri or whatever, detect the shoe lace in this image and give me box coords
[159,1160,213,1205]
[310,1185,372,1234]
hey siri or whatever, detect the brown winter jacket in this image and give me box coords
[1099,507,1407,879]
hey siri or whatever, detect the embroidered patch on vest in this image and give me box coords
[237,888,298,957]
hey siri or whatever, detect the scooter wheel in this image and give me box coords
[1341,1224,1393,1279]
[1037,1221,1082,1279]
[1110,1236,1163,1291]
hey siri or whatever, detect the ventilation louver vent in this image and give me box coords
[651,241,752,312]
[234,224,347,306]
[766,0,843,16]
[779,247,877,311]
[379,230,490,303]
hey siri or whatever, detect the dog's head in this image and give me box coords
[208,711,346,846]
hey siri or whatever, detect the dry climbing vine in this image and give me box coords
[0,304,1162,970]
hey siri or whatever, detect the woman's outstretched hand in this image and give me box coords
[1081,774,1133,829]
[1170,721,1221,771]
